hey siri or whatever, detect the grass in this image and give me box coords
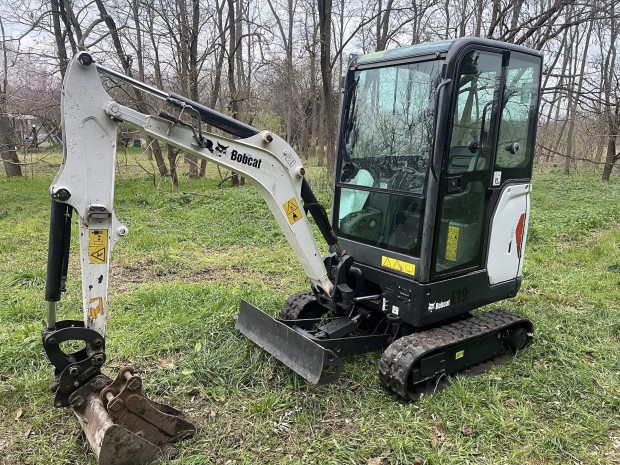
[0,157,619,464]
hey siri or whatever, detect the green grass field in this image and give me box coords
[1,156,619,464]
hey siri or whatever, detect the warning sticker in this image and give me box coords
[445,225,460,262]
[455,349,464,360]
[283,198,302,225]
[89,229,108,264]
[89,297,104,319]
[493,171,502,186]
[381,256,416,276]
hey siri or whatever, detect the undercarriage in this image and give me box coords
[237,290,533,399]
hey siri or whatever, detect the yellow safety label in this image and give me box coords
[455,350,464,360]
[283,198,302,225]
[89,297,104,319]
[89,229,108,264]
[445,225,460,262]
[381,256,416,276]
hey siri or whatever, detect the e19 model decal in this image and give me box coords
[428,287,468,313]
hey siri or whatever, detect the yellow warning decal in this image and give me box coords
[381,256,416,276]
[89,229,108,264]
[445,225,460,262]
[89,297,104,319]
[455,350,464,360]
[283,197,303,225]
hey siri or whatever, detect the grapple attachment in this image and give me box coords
[69,368,196,465]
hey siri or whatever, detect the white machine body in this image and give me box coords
[486,183,531,285]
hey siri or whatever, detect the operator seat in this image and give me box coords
[339,168,374,218]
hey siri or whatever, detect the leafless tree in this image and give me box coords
[0,16,22,177]
[1,0,619,180]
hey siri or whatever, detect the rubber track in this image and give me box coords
[378,310,532,401]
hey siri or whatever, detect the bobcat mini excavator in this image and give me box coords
[43,38,541,464]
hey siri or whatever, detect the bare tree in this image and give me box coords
[1,0,619,180]
[0,16,21,177]
[601,4,619,180]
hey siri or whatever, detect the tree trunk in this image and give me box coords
[50,0,69,78]
[564,18,593,175]
[317,100,325,167]
[601,137,617,181]
[601,4,618,180]
[97,0,170,179]
[376,0,394,51]
[228,0,240,187]
[308,1,319,160]
[176,0,199,178]
[0,17,21,177]
[227,0,246,187]
[563,27,579,175]
[318,0,335,173]
[0,109,21,177]
[167,145,179,188]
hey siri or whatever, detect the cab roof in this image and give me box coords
[351,37,542,67]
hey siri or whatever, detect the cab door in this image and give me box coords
[432,49,503,277]
[486,52,541,284]
[431,48,542,282]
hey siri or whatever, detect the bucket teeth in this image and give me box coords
[70,368,196,465]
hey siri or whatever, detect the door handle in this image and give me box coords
[446,175,464,193]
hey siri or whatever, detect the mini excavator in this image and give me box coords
[43,38,542,464]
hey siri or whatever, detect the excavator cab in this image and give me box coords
[332,38,542,327]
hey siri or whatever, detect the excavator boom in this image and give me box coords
[43,51,343,465]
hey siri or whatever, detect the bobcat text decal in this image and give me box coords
[230,149,262,169]
[428,299,450,312]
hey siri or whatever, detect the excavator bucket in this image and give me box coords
[235,300,342,384]
[68,369,196,465]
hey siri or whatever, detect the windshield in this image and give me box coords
[340,59,442,194]
[335,59,443,257]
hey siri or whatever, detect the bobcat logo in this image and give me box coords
[215,142,229,157]
[427,299,450,312]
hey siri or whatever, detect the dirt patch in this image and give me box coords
[318,410,359,438]
[110,259,283,292]
[582,221,620,248]
[109,260,286,293]
[606,434,620,464]
[0,432,16,465]
[110,260,227,291]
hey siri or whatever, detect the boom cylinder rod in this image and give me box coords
[168,92,259,139]
[96,63,260,139]
[47,302,56,330]
[96,64,168,100]
[301,179,339,248]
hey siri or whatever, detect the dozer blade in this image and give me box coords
[236,300,342,384]
[69,370,196,465]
